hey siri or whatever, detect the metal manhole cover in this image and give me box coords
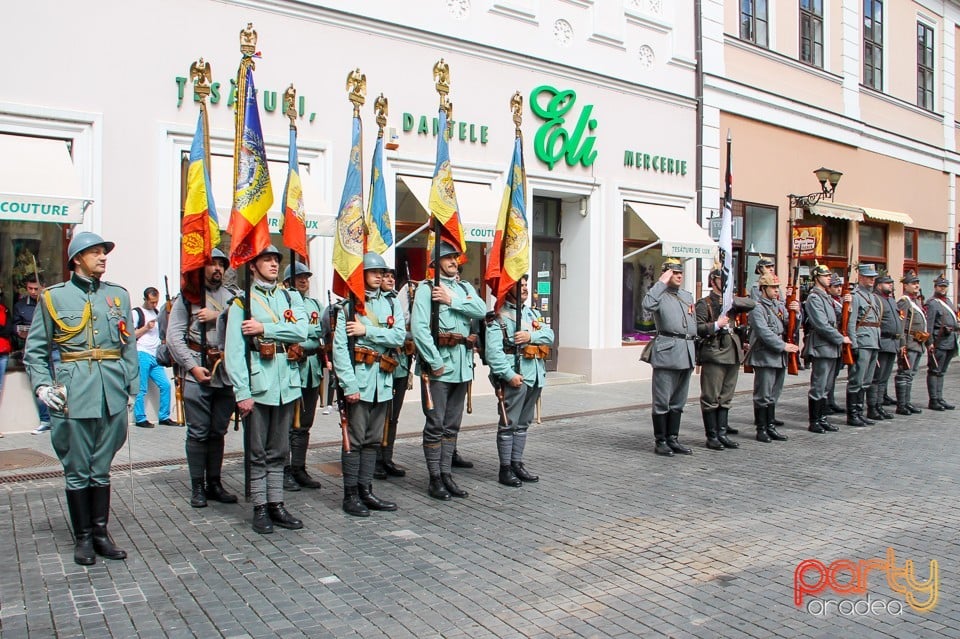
[0,448,60,471]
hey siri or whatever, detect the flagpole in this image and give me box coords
[193,58,212,370]
[286,86,298,288]
[431,61,453,348]
[512,95,524,374]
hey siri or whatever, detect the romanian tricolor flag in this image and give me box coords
[281,126,308,262]
[228,65,273,269]
[484,135,529,311]
[332,116,366,315]
[180,113,220,304]
[364,133,393,256]
[428,109,466,261]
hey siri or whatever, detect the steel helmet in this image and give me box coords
[283,262,313,282]
[429,241,461,266]
[754,254,775,275]
[363,252,389,271]
[211,248,229,266]
[254,244,283,260]
[67,232,115,269]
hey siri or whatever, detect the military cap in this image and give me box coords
[661,257,684,273]
[875,274,894,284]
[731,296,756,313]
[900,270,920,284]
[934,273,949,287]
[829,274,844,287]
[283,262,312,282]
[754,254,775,275]
[758,273,781,287]
[857,263,879,277]
[810,263,832,279]
[67,232,115,269]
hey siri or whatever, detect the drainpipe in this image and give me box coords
[694,0,704,298]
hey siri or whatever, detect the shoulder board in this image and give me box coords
[100,280,128,292]
[46,282,68,291]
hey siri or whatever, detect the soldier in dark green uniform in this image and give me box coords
[868,273,901,421]
[747,273,799,442]
[895,271,927,415]
[803,264,848,433]
[25,232,140,566]
[282,262,324,492]
[924,274,958,410]
[846,264,882,426]
[695,267,750,450]
[642,257,696,456]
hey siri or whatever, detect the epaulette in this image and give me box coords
[99,280,128,292]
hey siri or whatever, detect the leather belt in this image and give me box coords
[302,347,319,357]
[61,348,122,362]
[856,321,880,328]
[658,331,695,340]
[881,333,902,339]
[353,346,398,373]
[438,332,467,347]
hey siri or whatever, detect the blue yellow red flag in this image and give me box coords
[228,65,273,269]
[180,112,220,304]
[484,135,529,311]
[365,135,393,256]
[428,109,466,260]
[281,126,309,262]
[332,116,366,315]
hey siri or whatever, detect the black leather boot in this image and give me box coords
[939,376,955,410]
[666,410,692,455]
[373,459,388,480]
[383,460,406,477]
[498,465,522,487]
[205,477,238,504]
[866,386,884,421]
[252,504,273,533]
[441,472,468,498]
[292,466,322,489]
[358,484,397,511]
[755,404,771,442]
[89,485,127,560]
[190,479,207,508]
[716,408,739,449]
[882,392,897,406]
[847,391,866,425]
[268,502,303,529]
[702,409,723,450]
[766,406,788,440]
[511,461,539,482]
[342,486,370,516]
[819,399,839,431]
[65,489,95,566]
[653,412,673,456]
[808,398,825,433]
[895,382,911,415]
[451,450,473,468]
[283,466,301,492]
[428,475,451,500]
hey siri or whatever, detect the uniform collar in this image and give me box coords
[253,279,277,293]
[71,272,100,293]
[365,289,381,301]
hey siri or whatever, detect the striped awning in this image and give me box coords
[861,207,914,225]
[807,202,865,222]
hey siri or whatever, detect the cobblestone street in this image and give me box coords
[1,374,957,638]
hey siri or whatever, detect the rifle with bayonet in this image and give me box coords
[840,250,855,366]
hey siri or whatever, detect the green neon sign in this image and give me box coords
[529,85,598,170]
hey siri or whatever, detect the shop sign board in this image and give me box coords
[792,226,823,259]
[0,196,85,223]
[529,85,598,170]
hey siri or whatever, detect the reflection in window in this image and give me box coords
[800,0,824,68]
[740,0,769,47]
[859,223,886,259]
[918,230,945,264]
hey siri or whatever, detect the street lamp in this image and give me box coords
[789,167,843,208]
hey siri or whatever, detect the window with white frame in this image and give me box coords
[917,22,934,111]
[863,0,883,90]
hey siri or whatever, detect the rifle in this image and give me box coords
[840,250,855,366]
[786,264,800,376]
[163,275,173,314]
[328,293,350,452]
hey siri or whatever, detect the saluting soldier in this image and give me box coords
[282,262,324,492]
[642,257,696,456]
[411,241,487,500]
[747,273,799,442]
[167,248,239,508]
[868,273,901,421]
[895,271,928,415]
[24,232,139,566]
[485,274,555,485]
[924,274,958,410]
[803,264,848,433]
[375,268,412,480]
[695,267,750,450]
[225,245,308,534]
[846,264,882,426]
[332,252,406,516]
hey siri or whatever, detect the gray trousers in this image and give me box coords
[346,399,389,450]
[848,348,879,393]
[421,379,468,444]
[244,401,294,507]
[699,363,739,411]
[51,395,127,491]
[183,380,234,442]
[894,349,923,386]
[752,366,785,406]
[808,357,837,401]
[871,352,896,391]
[496,381,542,466]
[651,367,693,415]
[289,384,320,467]
[827,357,842,402]
[928,347,956,377]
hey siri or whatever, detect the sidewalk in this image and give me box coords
[0,368,813,482]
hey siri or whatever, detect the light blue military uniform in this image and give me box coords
[288,284,325,488]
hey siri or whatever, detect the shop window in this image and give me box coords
[917,22,935,111]
[740,203,777,288]
[858,223,886,266]
[622,206,662,342]
[918,229,945,264]
[740,0,769,48]
[863,0,884,90]
[532,198,561,238]
[903,228,946,300]
[800,0,824,68]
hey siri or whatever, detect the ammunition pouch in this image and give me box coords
[438,332,467,347]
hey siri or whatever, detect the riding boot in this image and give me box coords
[267,502,303,529]
[89,485,127,560]
[341,450,369,515]
[381,444,406,477]
[808,398,825,433]
[341,486,369,517]
[666,410,692,455]
[702,409,724,450]
[938,376,955,409]
[765,405,788,441]
[424,444,451,500]
[858,389,875,424]
[357,483,397,511]
[716,408,739,449]
[283,466,301,492]
[374,448,388,480]
[291,466,322,489]
[866,385,883,421]
[882,390,897,406]
[847,391,866,425]
[904,383,922,414]
[928,375,944,410]
[653,412,673,456]
[818,399,839,431]
[895,382,911,415]
[205,437,238,503]
[755,403,771,442]
[827,386,844,413]
[185,439,208,507]
[65,489,95,566]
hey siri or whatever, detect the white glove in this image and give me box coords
[37,385,67,412]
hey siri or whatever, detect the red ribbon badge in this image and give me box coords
[310,311,319,325]
[387,315,395,328]
[532,320,541,330]
[283,309,296,323]
[118,319,130,344]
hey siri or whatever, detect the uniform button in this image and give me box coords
[94,330,99,335]
[93,316,97,320]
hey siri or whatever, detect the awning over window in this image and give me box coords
[0,134,90,223]
[807,202,865,222]
[624,202,717,259]
[861,207,914,225]
[209,154,333,237]
[397,175,500,243]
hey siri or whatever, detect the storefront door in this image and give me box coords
[531,239,560,372]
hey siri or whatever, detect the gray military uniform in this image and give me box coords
[747,295,789,407]
[846,286,881,394]
[925,294,958,406]
[869,289,902,414]
[643,280,696,414]
[803,287,844,401]
[895,294,927,408]
[695,291,742,411]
